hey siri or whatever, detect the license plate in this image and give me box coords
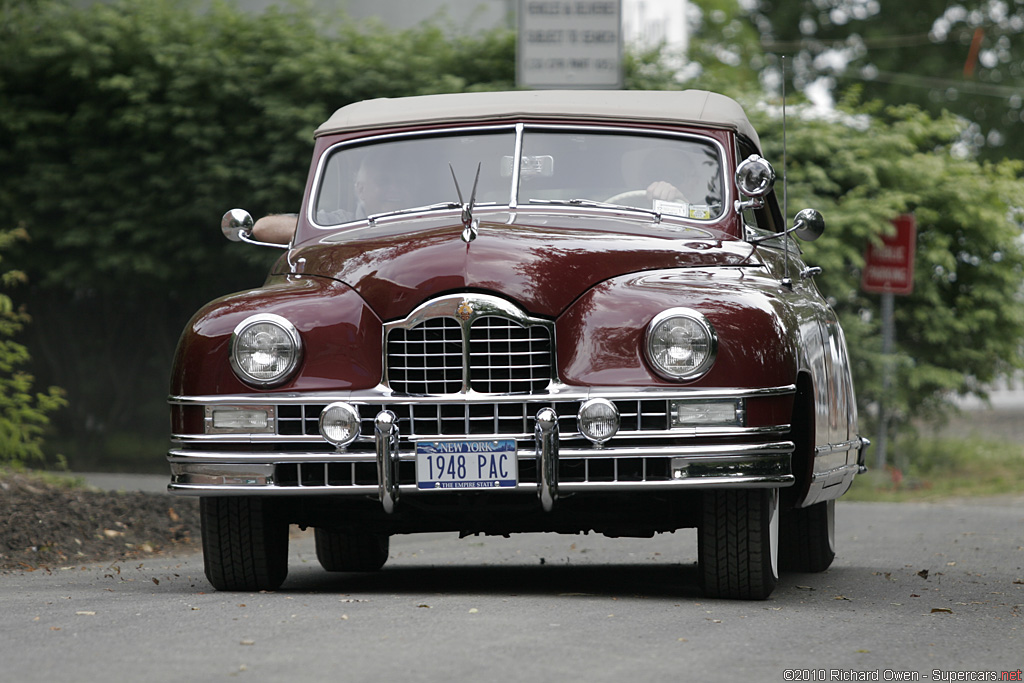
[416,439,518,490]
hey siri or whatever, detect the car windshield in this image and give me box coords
[312,127,725,226]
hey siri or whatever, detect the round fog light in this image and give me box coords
[578,398,619,445]
[319,402,361,448]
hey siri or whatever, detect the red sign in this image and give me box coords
[862,214,916,295]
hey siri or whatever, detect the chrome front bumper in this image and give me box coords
[168,386,797,512]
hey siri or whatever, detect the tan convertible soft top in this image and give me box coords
[315,90,761,149]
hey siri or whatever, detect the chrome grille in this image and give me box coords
[385,314,552,396]
[386,318,463,395]
[469,317,552,394]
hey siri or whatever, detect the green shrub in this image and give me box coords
[0,228,66,468]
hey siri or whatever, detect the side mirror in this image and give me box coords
[749,207,825,246]
[221,208,254,242]
[793,208,825,241]
[735,155,775,197]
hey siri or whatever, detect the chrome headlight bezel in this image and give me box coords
[319,402,362,449]
[644,308,718,381]
[229,313,303,388]
[577,398,620,445]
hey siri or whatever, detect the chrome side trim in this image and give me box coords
[810,463,861,484]
[813,438,864,456]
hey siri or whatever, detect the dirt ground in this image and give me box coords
[0,472,200,572]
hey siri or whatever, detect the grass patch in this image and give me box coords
[845,433,1024,502]
[0,466,85,490]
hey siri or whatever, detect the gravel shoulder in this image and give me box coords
[0,472,200,572]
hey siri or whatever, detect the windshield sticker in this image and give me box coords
[653,200,689,217]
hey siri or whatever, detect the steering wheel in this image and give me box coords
[603,189,649,205]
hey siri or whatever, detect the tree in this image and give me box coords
[746,0,1024,162]
[624,0,764,94]
[651,1,1024,433]
[0,228,66,468]
[747,96,1024,434]
[0,0,517,466]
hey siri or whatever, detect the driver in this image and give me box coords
[646,180,688,203]
[613,146,696,208]
[252,150,411,244]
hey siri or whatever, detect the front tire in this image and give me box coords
[779,499,835,573]
[315,528,390,572]
[699,489,779,599]
[200,497,289,591]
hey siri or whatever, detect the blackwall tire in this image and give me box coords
[200,497,289,591]
[699,488,779,600]
[779,499,836,573]
[314,528,390,572]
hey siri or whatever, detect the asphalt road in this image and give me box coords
[1,498,1021,683]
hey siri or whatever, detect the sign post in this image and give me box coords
[517,1,623,89]
[861,214,917,472]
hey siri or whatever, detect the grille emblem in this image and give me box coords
[456,301,473,321]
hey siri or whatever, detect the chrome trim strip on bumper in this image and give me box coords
[168,383,797,406]
[167,440,796,499]
[170,423,789,445]
[167,441,794,465]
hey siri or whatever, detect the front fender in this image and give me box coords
[170,275,382,396]
[557,269,800,389]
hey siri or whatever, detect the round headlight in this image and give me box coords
[645,308,717,381]
[320,402,361,448]
[230,314,303,387]
[578,398,619,445]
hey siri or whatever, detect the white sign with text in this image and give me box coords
[517,0,623,89]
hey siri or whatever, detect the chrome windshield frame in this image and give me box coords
[306,123,731,233]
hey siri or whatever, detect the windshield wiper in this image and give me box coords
[528,198,662,222]
[366,201,462,225]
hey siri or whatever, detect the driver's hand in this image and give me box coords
[646,181,686,202]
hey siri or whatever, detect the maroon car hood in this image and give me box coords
[292,213,754,320]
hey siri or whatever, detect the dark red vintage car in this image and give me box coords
[168,90,865,599]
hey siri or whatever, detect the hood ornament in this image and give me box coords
[450,162,481,243]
